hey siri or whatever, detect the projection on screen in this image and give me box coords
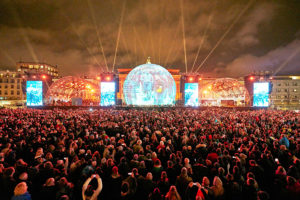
[101,82,115,106]
[26,81,43,106]
[123,63,176,106]
[253,82,269,107]
[185,83,199,106]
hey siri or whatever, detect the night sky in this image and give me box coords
[0,0,299,77]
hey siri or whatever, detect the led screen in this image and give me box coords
[253,82,269,107]
[26,81,43,106]
[101,82,115,106]
[123,63,176,106]
[185,83,198,106]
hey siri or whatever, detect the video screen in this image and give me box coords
[100,82,115,106]
[184,83,199,106]
[26,81,43,106]
[253,82,269,107]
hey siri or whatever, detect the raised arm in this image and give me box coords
[91,174,103,199]
[82,177,92,200]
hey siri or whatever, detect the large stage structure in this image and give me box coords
[23,59,275,108]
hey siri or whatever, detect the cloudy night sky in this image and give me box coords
[0,0,299,77]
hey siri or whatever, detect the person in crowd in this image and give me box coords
[82,174,102,200]
[11,182,31,200]
[165,185,181,200]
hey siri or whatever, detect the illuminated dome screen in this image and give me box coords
[45,76,100,103]
[123,63,176,106]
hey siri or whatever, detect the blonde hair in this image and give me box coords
[14,182,27,196]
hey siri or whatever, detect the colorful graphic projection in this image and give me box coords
[26,81,43,106]
[253,82,269,107]
[101,82,116,106]
[185,83,198,106]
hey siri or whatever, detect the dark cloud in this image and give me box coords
[0,0,299,76]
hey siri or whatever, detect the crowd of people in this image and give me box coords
[0,108,299,200]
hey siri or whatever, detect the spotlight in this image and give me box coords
[32,75,36,79]
[189,77,194,82]
[106,76,111,81]
[249,76,255,81]
[42,75,46,79]
[198,78,202,81]
[96,76,101,80]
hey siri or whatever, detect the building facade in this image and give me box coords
[17,62,59,77]
[0,70,24,100]
[270,76,300,110]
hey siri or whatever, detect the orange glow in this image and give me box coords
[32,75,36,79]
[86,85,91,89]
[198,78,202,81]
[42,75,46,79]
[189,77,194,82]
[249,76,255,81]
[203,90,208,94]
[96,76,101,80]
[208,86,212,90]
[106,76,111,81]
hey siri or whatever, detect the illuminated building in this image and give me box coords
[0,70,24,101]
[269,76,300,110]
[17,62,59,77]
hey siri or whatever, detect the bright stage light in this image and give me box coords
[96,76,101,80]
[42,75,46,79]
[189,77,194,82]
[198,78,202,81]
[249,76,255,81]
[106,76,111,81]
[123,63,176,106]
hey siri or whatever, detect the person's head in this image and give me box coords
[132,168,138,177]
[19,172,28,181]
[275,166,286,176]
[4,167,15,177]
[247,172,255,179]
[257,191,270,200]
[161,171,167,180]
[14,182,28,196]
[181,167,187,176]
[59,195,70,200]
[44,178,55,187]
[286,176,296,186]
[112,166,118,175]
[146,172,153,180]
[213,176,223,188]
[202,176,210,187]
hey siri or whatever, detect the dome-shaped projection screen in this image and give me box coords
[123,63,176,106]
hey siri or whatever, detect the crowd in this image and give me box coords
[0,108,299,200]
